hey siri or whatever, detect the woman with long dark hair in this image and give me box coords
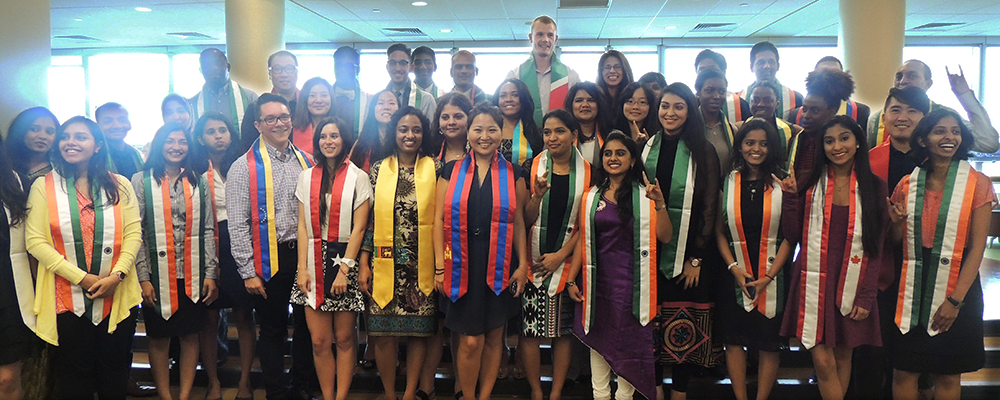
[361,106,440,400]
[714,119,794,400]
[596,50,634,103]
[25,116,143,399]
[132,122,219,400]
[432,92,473,163]
[569,131,671,400]
[778,115,886,400]
[192,112,256,400]
[888,109,994,400]
[615,83,658,147]
[351,90,399,172]
[493,78,542,169]
[642,82,722,400]
[564,82,612,165]
[5,106,59,182]
[291,77,336,155]
[292,117,371,400]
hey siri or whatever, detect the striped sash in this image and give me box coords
[143,172,208,320]
[708,108,736,149]
[723,92,744,124]
[195,80,249,135]
[247,138,313,281]
[896,161,977,336]
[203,163,221,245]
[510,120,534,167]
[443,153,516,301]
[641,134,696,278]
[408,81,425,110]
[742,81,797,119]
[722,172,784,318]
[301,163,360,309]
[796,168,868,349]
[520,55,570,124]
[45,170,123,325]
[372,156,436,308]
[580,183,657,333]
[529,148,591,296]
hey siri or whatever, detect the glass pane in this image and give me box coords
[663,46,837,97]
[473,52,530,96]
[295,54,336,89]
[171,53,203,99]
[51,55,82,66]
[902,46,981,115]
[47,65,86,122]
[88,53,170,146]
[357,49,454,97]
[986,47,1000,144]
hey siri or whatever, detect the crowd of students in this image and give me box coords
[2,13,999,400]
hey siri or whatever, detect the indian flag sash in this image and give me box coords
[796,167,868,349]
[143,171,208,320]
[407,81,425,110]
[641,134,695,278]
[742,81,797,119]
[247,138,313,281]
[301,162,360,309]
[5,203,37,332]
[443,153,516,301]
[519,54,570,125]
[372,155,436,308]
[579,183,657,333]
[895,160,977,336]
[722,92,744,124]
[422,82,447,100]
[45,170,123,325]
[722,171,784,318]
[203,162,221,245]
[529,148,591,296]
[510,120,534,167]
[195,80,250,136]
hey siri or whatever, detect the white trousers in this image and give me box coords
[590,349,636,400]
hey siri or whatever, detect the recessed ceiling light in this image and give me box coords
[412,1,428,6]
[740,2,749,6]
[440,29,452,33]
[373,8,380,12]
[135,7,152,12]
[665,26,677,30]
[74,18,83,21]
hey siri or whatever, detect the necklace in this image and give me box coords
[835,180,850,192]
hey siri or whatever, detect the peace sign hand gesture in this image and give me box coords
[774,170,797,193]
[632,119,649,144]
[946,65,972,96]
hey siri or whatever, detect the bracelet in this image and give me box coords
[531,196,541,204]
[435,270,444,276]
[764,273,775,281]
[727,262,738,270]
[655,203,666,211]
[564,281,577,287]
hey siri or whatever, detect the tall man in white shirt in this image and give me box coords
[506,15,580,126]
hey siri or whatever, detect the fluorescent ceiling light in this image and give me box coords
[412,1,428,6]
[135,7,152,12]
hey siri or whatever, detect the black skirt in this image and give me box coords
[209,221,252,310]
[892,247,985,374]
[0,305,41,365]
[141,279,207,338]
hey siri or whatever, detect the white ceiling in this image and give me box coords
[49,0,1000,48]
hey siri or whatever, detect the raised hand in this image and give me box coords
[534,170,550,198]
[774,169,797,193]
[643,174,665,207]
[946,65,971,96]
[632,119,649,144]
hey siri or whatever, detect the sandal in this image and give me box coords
[454,391,463,400]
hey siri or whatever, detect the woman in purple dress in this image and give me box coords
[777,115,887,400]
[567,131,672,400]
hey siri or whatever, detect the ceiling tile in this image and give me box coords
[385,0,457,21]
[336,0,406,21]
[502,0,558,20]
[606,0,668,18]
[296,1,361,21]
[598,17,655,39]
[445,0,507,20]
[657,0,723,17]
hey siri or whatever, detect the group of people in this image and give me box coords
[1,13,998,400]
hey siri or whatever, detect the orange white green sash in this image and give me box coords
[45,170,123,325]
[529,148,591,296]
[203,162,221,244]
[742,81,797,119]
[372,155,436,308]
[796,167,868,349]
[143,171,208,320]
[641,134,695,278]
[579,183,657,333]
[895,160,977,336]
[723,92,744,124]
[520,54,570,125]
[301,162,360,309]
[247,138,313,281]
[443,152,516,301]
[722,171,784,318]
[510,120,534,167]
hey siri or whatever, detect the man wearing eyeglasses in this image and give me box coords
[227,93,317,400]
[239,50,300,153]
[190,48,259,137]
[385,43,437,120]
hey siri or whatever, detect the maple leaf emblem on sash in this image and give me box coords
[850,255,861,264]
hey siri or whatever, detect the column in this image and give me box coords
[839,0,905,107]
[225,0,284,94]
[0,0,50,130]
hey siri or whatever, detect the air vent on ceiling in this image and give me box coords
[54,35,101,41]
[909,22,965,31]
[167,31,214,39]
[691,23,736,32]
[559,0,610,8]
[382,27,426,37]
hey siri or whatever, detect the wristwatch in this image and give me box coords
[946,295,965,309]
[115,271,127,281]
[690,258,702,268]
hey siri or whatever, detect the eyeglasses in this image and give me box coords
[625,99,648,106]
[268,65,297,74]
[387,60,410,68]
[602,64,623,72]
[260,114,292,126]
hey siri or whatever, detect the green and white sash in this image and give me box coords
[722,171,784,318]
[195,80,250,134]
[641,134,696,278]
[529,148,591,296]
[896,160,977,336]
[407,81,425,110]
[519,54,570,125]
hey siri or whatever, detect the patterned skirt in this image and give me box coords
[520,283,574,338]
[289,242,364,313]
[652,301,724,368]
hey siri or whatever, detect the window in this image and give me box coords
[902,46,981,115]
[48,56,86,123]
[171,53,203,99]
[87,53,170,146]
[357,48,454,97]
[663,46,837,97]
[983,47,1000,135]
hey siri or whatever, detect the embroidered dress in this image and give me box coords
[361,160,440,336]
[521,173,575,338]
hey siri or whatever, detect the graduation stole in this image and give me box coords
[795,167,869,349]
[471,85,489,105]
[421,82,447,100]
[519,54,570,124]
[195,80,250,136]
[372,155,436,308]
[529,148,591,296]
[722,92,744,124]
[406,80,425,110]
[743,80,797,119]
[302,162,361,309]
[868,143,891,182]
[44,170,123,326]
[722,171,784,318]
[641,134,696,278]
[4,203,36,331]
[203,162,221,248]
[704,107,736,149]
[744,116,793,156]
[510,120,534,167]
[143,171,208,320]
[247,138,313,281]
[895,160,977,336]
[579,183,657,333]
[796,100,859,126]
[443,152,517,302]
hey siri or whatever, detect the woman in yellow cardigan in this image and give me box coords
[25,116,142,400]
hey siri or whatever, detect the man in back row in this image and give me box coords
[385,43,437,120]
[738,41,803,120]
[191,48,259,134]
[451,50,491,105]
[507,15,580,125]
